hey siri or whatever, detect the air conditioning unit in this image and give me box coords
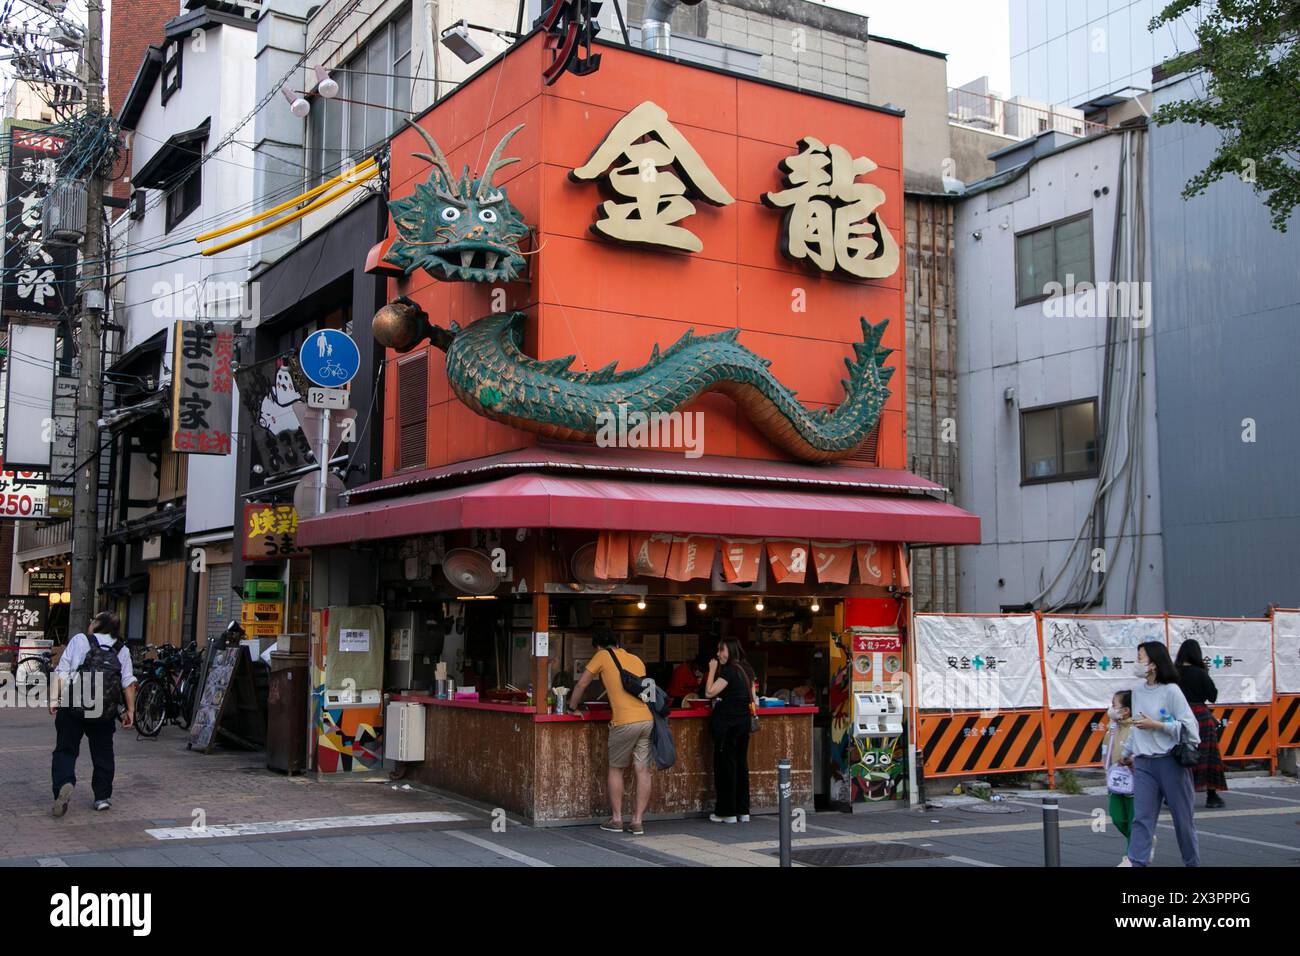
[384,701,426,761]
[41,179,87,247]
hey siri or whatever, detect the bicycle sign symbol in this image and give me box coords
[299,329,360,388]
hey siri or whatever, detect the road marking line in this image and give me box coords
[1226,789,1300,804]
[731,805,1300,852]
[945,855,1003,867]
[444,830,553,867]
[145,811,469,840]
[37,857,67,867]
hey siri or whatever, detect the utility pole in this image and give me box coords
[69,0,105,629]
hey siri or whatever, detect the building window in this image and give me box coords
[307,6,413,187]
[1020,398,1099,484]
[161,40,183,105]
[1015,212,1092,305]
[165,167,201,232]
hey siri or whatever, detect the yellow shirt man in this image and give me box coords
[584,647,652,727]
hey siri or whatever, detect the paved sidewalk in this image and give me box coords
[5,706,1298,867]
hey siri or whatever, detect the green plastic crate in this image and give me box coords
[242,579,285,601]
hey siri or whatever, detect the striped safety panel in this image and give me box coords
[1049,709,1107,769]
[1213,705,1272,760]
[1274,696,1300,749]
[919,711,1047,778]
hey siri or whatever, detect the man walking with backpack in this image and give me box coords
[48,612,136,816]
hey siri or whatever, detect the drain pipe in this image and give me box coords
[643,0,702,54]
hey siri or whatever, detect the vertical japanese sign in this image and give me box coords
[0,595,48,642]
[242,503,304,560]
[2,128,74,317]
[170,320,235,454]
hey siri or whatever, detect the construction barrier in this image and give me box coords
[1275,696,1300,749]
[1213,705,1273,760]
[919,710,1047,778]
[1049,708,1108,769]
[914,609,1299,778]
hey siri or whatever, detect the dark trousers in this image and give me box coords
[712,718,751,817]
[51,709,116,801]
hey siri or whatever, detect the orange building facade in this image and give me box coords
[378,32,907,473]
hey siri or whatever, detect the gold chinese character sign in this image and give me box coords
[762,136,900,280]
[570,101,734,253]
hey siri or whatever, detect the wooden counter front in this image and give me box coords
[398,697,816,825]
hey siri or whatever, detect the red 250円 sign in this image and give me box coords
[0,467,49,519]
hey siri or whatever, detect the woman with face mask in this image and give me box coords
[1118,641,1201,867]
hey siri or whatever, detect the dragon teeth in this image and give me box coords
[460,250,474,268]
[484,253,499,272]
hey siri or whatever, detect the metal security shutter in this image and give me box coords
[397,351,428,471]
[205,563,239,646]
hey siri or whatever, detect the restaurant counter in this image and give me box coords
[392,694,817,825]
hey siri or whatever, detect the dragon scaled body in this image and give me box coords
[427,311,894,463]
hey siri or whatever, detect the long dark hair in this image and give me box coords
[1138,641,1180,684]
[718,638,754,684]
[1175,639,1207,670]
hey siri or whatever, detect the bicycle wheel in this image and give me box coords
[176,674,198,730]
[14,657,49,688]
[134,678,167,737]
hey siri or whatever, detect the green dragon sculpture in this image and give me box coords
[384,120,529,283]
[372,303,895,463]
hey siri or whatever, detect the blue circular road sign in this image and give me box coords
[299,329,361,387]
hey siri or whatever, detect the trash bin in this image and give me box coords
[266,651,308,773]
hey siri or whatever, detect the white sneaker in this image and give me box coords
[739,814,751,822]
[1148,834,1156,864]
[1117,857,1133,867]
[709,814,738,824]
[52,783,72,818]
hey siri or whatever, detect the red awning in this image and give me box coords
[297,473,979,547]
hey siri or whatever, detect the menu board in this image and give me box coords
[189,646,242,753]
[665,633,699,662]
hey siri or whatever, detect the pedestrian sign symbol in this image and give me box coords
[299,329,360,387]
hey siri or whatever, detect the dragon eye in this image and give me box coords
[478,209,498,223]
[440,207,461,222]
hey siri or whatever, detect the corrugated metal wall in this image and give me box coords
[1150,74,1300,615]
[905,195,959,611]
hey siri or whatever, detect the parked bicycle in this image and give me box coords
[13,649,52,688]
[133,640,204,737]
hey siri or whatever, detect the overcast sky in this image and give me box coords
[811,0,1012,93]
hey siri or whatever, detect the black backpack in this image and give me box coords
[605,647,670,717]
[74,635,125,721]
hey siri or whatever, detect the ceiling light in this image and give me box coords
[810,598,820,612]
[755,598,765,612]
[440,20,484,64]
[697,597,708,611]
[314,65,339,99]
[636,598,646,610]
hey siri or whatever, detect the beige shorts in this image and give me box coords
[608,720,654,769]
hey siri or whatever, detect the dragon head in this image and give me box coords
[384,120,529,283]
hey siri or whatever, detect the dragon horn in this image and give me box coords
[404,118,458,191]
[476,124,524,201]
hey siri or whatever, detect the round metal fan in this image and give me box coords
[571,542,619,591]
[441,548,502,596]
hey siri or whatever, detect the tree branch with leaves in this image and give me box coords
[1151,0,1300,231]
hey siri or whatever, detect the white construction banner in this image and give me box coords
[1042,616,1166,711]
[915,614,1041,712]
[1167,617,1273,704]
[1276,611,1300,695]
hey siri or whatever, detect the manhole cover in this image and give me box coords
[960,802,1026,814]
[790,843,946,866]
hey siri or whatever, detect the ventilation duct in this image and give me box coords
[642,0,704,54]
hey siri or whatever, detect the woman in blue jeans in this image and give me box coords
[705,638,757,824]
[1118,641,1201,867]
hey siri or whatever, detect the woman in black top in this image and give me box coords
[1175,639,1226,808]
[705,638,757,824]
